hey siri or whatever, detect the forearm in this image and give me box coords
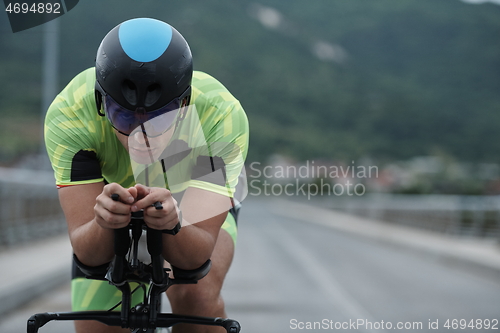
[70,218,115,266]
[60,182,137,267]
[130,185,231,269]
[161,212,228,270]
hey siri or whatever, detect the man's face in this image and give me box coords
[113,99,190,163]
[115,125,175,164]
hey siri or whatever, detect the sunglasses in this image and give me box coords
[96,81,191,137]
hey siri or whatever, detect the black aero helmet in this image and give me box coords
[95,18,193,115]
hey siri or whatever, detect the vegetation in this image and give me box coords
[1,0,500,168]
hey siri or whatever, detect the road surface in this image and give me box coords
[1,197,499,332]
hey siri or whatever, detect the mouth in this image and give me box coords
[128,146,159,160]
[129,145,154,151]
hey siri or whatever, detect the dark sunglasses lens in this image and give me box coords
[104,97,139,135]
[141,108,180,136]
[104,95,182,136]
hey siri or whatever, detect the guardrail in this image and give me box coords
[0,167,66,247]
[327,194,500,239]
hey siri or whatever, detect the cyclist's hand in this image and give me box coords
[94,183,136,229]
[132,184,181,231]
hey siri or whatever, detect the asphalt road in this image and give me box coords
[1,197,499,332]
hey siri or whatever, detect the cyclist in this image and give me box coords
[44,17,249,333]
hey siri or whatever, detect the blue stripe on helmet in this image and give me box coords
[118,18,173,62]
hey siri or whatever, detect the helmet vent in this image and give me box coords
[145,83,161,107]
[122,79,137,106]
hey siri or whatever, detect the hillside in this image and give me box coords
[1,0,499,165]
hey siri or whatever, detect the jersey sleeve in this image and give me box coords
[44,68,105,187]
[185,72,249,198]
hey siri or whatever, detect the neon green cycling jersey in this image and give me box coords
[44,68,249,197]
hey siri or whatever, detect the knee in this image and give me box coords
[169,282,224,313]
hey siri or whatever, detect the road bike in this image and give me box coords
[26,208,241,333]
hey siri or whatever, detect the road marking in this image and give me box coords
[270,214,385,332]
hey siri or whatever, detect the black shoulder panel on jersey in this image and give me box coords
[159,139,192,172]
[191,155,227,186]
[70,150,102,182]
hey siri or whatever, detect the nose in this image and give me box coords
[131,130,148,146]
